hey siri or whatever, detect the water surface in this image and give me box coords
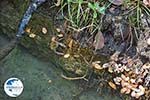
[0,36,121,100]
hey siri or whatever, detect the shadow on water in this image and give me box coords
[0,36,121,100]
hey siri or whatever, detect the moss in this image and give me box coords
[59,38,109,76]
[0,0,57,61]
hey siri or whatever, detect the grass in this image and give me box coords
[60,0,113,34]
[59,0,150,39]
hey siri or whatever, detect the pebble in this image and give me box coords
[48,80,52,83]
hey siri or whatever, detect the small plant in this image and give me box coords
[60,0,112,34]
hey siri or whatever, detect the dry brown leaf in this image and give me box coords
[68,39,73,48]
[93,31,104,50]
[108,81,117,90]
[26,28,31,33]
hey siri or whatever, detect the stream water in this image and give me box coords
[0,36,121,100]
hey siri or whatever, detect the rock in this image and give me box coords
[0,39,17,60]
[0,0,56,60]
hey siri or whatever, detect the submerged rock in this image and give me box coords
[0,39,17,60]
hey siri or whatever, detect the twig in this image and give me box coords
[119,24,125,41]
[54,50,64,55]
[61,73,88,81]
[68,24,93,32]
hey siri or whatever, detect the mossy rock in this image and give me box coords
[0,0,57,60]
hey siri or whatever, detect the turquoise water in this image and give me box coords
[0,37,121,100]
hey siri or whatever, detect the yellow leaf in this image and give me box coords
[26,28,31,33]
[120,87,127,94]
[93,63,103,70]
[108,81,117,90]
[108,67,113,73]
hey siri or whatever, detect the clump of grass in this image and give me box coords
[60,0,112,34]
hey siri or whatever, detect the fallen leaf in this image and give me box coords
[120,87,127,94]
[57,34,63,38]
[93,61,101,64]
[147,38,150,45]
[26,28,31,33]
[92,63,103,70]
[55,0,61,6]
[74,55,80,58]
[102,63,110,68]
[143,0,150,7]
[93,31,104,50]
[42,27,47,34]
[142,63,150,69]
[29,33,36,38]
[68,39,73,48]
[56,28,61,32]
[108,81,117,90]
[64,54,70,58]
[51,36,56,42]
[108,67,113,73]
